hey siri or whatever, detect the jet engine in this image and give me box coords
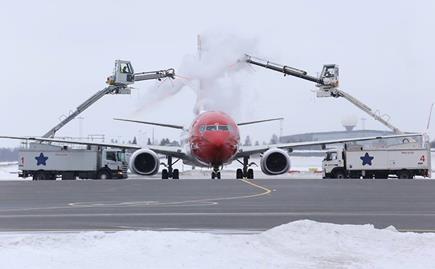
[129,149,160,175]
[260,148,291,175]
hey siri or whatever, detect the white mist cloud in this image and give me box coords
[133,32,258,121]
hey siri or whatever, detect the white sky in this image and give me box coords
[1,0,434,147]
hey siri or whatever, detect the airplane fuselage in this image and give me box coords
[188,111,240,168]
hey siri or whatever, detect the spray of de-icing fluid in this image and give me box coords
[133,32,258,120]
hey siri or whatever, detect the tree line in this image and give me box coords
[0,148,19,162]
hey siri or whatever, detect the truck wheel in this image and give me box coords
[97,169,112,180]
[333,170,346,179]
[62,172,75,180]
[375,172,388,179]
[173,169,179,180]
[33,172,47,181]
[363,173,373,179]
[397,170,410,179]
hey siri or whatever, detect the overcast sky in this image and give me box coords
[1,0,434,147]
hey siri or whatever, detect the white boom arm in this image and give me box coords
[324,88,402,134]
[244,54,403,134]
[43,60,175,138]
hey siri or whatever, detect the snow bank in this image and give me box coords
[1,220,435,269]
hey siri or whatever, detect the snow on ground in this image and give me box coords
[0,220,435,269]
[0,162,19,180]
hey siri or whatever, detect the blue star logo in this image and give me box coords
[35,153,48,166]
[360,152,374,166]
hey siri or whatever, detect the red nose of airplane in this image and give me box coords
[199,132,237,165]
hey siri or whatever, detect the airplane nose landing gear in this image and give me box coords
[211,167,221,179]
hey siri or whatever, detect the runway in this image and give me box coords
[0,177,435,232]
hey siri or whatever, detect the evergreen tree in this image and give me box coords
[270,134,279,144]
[160,138,172,146]
[171,140,180,146]
[132,136,137,144]
[147,138,152,145]
[243,135,252,146]
[0,148,19,162]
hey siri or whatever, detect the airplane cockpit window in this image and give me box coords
[206,125,217,131]
[218,125,229,131]
[202,125,231,132]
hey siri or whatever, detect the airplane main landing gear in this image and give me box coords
[162,156,180,180]
[236,156,255,179]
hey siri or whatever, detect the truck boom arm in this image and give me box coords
[244,54,403,134]
[244,55,323,84]
[134,69,175,81]
[328,88,402,134]
[42,61,175,138]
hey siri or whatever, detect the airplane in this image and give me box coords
[1,110,417,180]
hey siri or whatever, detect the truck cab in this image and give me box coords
[322,149,346,178]
[100,149,128,179]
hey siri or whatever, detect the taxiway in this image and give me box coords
[0,177,435,232]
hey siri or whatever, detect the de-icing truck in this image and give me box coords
[322,135,432,179]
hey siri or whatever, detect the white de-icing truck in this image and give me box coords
[13,60,175,181]
[19,143,128,180]
[322,136,432,179]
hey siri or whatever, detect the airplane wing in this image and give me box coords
[0,136,188,159]
[114,118,184,129]
[237,117,283,126]
[146,145,188,159]
[0,136,143,150]
[236,133,420,157]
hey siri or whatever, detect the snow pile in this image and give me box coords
[1,220,435,269]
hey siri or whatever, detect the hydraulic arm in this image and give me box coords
[43,61,175,138]
[244,54,402,134]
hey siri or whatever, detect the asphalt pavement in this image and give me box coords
[0,177,435,232]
